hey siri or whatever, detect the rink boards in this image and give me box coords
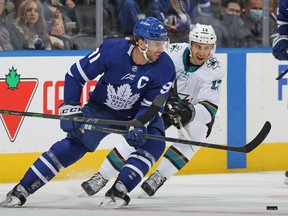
[0,49,287,183]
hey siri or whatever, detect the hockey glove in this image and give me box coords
[161,112,173,130]
[272,35,288,61]
[124,126,147,148]
[166,100,195,129]
[58,103,83,132]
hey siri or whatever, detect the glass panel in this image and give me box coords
[0,0,280,50]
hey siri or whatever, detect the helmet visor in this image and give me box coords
[145,39,170,52]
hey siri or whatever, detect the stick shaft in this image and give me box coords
[84,121,271,153]
[0,95,166,127]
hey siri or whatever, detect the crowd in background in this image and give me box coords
[0,0,279,50]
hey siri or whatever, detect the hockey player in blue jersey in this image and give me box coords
[0,17,175,208]
[272,0,288,185]
[80,23,224,199]
[272,0,288,61]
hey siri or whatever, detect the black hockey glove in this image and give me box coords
[165,99,195,129]
[161,112,173,130]
[58,103,83,132]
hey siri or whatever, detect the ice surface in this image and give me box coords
[0,171,287,216]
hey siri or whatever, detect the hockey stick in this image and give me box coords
[0,95,166,127]
[83,121,271,153]
[276,68,288,80]
[166,103,195,151]
[175,115,194,152]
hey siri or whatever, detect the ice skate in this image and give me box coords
[284,171,288,185]
[100,180,130,208]
[80,172,108,197]
[0,184,29,208]
[140,170,167,197]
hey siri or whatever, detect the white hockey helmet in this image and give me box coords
[189,23,217,45]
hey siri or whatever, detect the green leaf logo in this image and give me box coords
[5,66,20,90]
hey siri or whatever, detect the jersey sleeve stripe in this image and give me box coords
[199,101,218,117]
[76,61,89,82]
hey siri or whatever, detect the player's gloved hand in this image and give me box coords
[166,100,195,129]
[58,103,82,132]
[161,112,173,130]
[124,126,147,147]
[272,35,288,61]
[166,101,182,127]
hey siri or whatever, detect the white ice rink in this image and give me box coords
[0,171,287,216]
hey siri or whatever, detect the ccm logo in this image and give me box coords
[60,105,82,115]
[61,107,81,114]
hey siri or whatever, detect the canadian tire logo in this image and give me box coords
[0,67,38,142]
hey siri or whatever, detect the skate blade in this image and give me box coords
[78,190,89,198]
[137,189,149,199]
[0,197,21,208]
[100,197,126,208]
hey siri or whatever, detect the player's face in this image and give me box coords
[146,40,168,62]
[190,42,213,65]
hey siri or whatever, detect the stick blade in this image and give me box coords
[244,121,271,153]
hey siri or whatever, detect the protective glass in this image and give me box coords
[145,39,169,52]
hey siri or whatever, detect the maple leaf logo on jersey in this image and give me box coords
[105,84,139,110]
[0,67,38,142]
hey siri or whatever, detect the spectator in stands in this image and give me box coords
[43,1,73,36]
[6,0,23,21]
[242,0,262,45]
[48,0,75,19]
[157,0,194,42]
[221,0,257,47]
[225,0,243,16]
[117,0,164,37]
[44,6,65,35]
[210,0,224,20]
[0,0,14,50]
[242,0,277,46]
[157,0,214,43]
[9,0,51,49]
[191,0,228,47]
[104,0,120,16]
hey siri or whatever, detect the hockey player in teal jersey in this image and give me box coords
[80,23,224,199]
[0,17,175,208]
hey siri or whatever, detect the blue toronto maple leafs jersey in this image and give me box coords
[277,0,288,35]
[64,38,176,119]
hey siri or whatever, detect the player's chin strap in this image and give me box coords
[189,50,202,66]
[137,46,152,63]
